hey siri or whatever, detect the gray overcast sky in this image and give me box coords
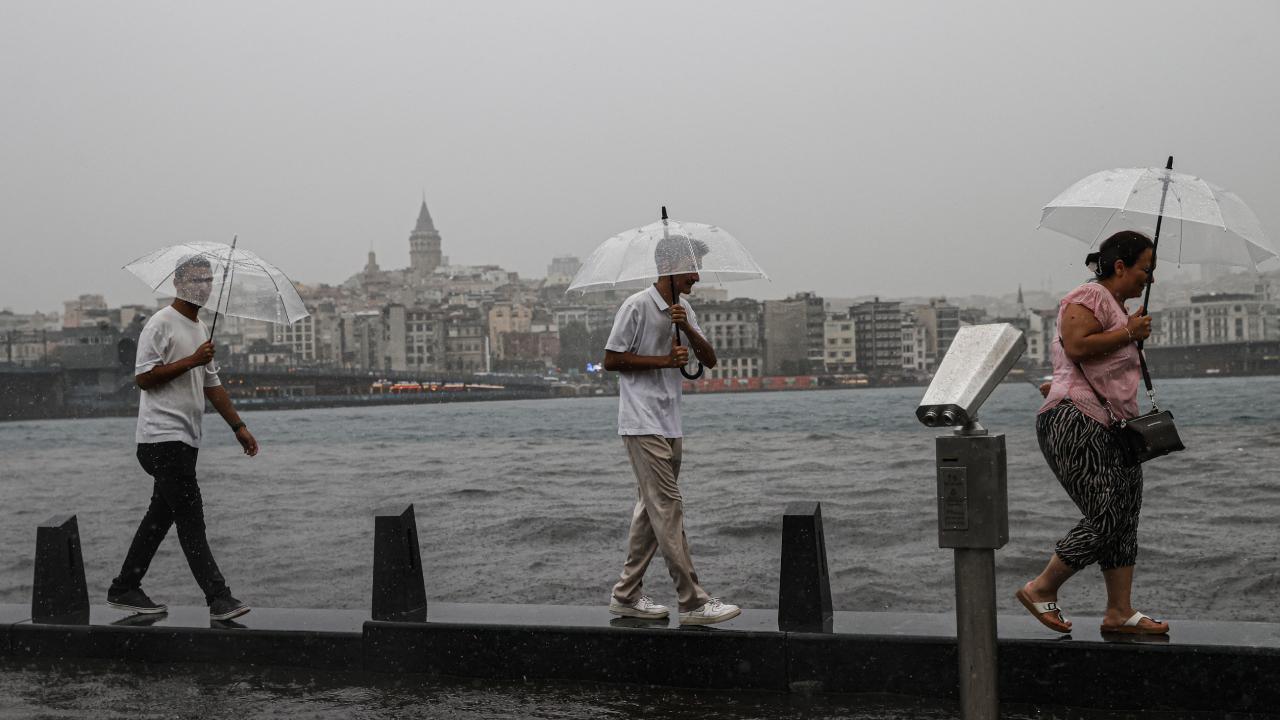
[3,1,1278,312]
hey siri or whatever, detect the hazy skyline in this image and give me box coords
[4,1,1278,313]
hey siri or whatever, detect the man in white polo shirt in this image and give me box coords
[107,254,258,622]
[603,236,741,625]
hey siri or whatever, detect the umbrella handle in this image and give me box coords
[670,273,704,380]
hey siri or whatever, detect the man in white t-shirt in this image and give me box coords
[107,255,259,622]
[603,236,741,625]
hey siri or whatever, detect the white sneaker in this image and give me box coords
[679,598,741,625]
[608,594,669,619]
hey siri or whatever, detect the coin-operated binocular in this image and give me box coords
[914,323,1025,720]
[916,323,1025,549]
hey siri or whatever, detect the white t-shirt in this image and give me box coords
[605,285,704,438]
[134,305,221,447]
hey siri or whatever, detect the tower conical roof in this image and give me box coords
[414,200,436,233]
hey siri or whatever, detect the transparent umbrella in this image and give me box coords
[123,239,310,337]
[1040,158,1277,270]
[568,207,768,378]
[568,210,768,294]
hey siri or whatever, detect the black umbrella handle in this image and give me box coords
[669,274,704,380]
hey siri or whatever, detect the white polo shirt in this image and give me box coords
[134,305,222,447]
[605,285,703,438]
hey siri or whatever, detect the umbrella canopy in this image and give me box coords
[1039,165,1276,268]
[567,217,768,294]
[124,241,309,325]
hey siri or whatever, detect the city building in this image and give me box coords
[2,329,57,367]
[488,302,533,361]
[1151,288,1278,346]
[763,292,824,375]
[699,298,762,379]
[545,256,581,287]
[1024,308,1058,367]
[823,313,857,375]
[851,298,903,376]
[444,306,487,372]
[62,294,107,328]
[902,313,929,373]
[763,299,809,375]
[910,298,960,370]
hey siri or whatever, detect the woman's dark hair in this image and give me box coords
[1085,231,1154,279]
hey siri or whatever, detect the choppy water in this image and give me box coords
[1,378,1278,717]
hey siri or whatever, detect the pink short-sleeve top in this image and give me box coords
[1038,282,1141,426]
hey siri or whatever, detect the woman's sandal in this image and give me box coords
[1016,586,1071,633]
[1100,611,1169,635]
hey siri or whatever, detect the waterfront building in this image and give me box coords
[851,297,903,376]
[763,299,809,375]
[699,298,762,379]
[901,313,929,374]
[910,298,960,369]
[1024,308,1058,367]
[0,309,60,332]
[383,304,448,373]
[341,310,387,371]
[275,313,317,363]
[1150,288,1278,347]
[763,292,824,375]
[444,306,487,372]
[2,329,57,367]
[823,312,857,375]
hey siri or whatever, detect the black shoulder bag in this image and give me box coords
[1067,337,1186,465]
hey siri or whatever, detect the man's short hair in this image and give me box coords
[654,235,710,275]
[174,254,212,281]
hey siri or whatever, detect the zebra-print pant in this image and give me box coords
[1036,400,1143,571]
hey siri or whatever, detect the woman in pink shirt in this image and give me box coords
[1016,231,1171,636]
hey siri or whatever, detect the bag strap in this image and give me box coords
[1060,336,1124,425]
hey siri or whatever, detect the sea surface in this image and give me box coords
[2,377,1278,718]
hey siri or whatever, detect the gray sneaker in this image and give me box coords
[679,598,740,625]
[209,595,250,621]
[608,594,669,619]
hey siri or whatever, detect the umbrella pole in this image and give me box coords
[208,235,238,341]
[1139,156,1174,319]
[661,206,704,380]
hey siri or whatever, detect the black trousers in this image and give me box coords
[111,442,230,604]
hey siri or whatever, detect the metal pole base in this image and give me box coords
[955,547,999,719]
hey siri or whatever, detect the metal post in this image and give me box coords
[955,547,998,719]
[936,423,1007,720]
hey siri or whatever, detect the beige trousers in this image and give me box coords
[611,435,712,613]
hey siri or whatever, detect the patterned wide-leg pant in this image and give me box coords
[1036,401,1144,571]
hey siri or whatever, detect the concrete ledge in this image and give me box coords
[365,607,787,690]
[5,605,364,671]
[3,603,1279,714]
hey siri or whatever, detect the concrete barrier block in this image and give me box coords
[778,501,832,632]
[372,505,428,622]
[32,515,89,624]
